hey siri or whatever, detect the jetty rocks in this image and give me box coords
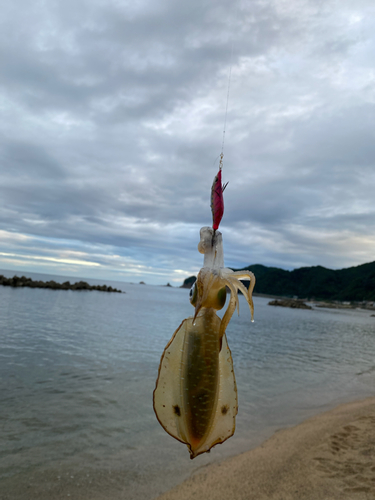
[0,275,122,293]
[268,299,312,309]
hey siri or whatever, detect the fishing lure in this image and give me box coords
[211,165,228,231]
[153,169,255,459]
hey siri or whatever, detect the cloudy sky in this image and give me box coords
[1,0,375,285]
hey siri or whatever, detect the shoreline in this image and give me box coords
[157,397,375,500]
[0,274,123,293]
[2,397,374,499]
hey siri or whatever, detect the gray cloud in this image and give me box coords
[1,0,375,284]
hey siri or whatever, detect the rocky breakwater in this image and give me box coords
[268,299,312,309]
[0,275,123,293]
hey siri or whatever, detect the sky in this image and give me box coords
[1,0,375,285]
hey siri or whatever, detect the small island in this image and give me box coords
[0,275,123,293]
[268,299,312,309]
[181,276,196,289]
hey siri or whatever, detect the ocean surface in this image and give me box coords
[0,269,375,499]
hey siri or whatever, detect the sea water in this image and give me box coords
[0,269,374,499]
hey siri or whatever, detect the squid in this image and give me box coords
[153,167,255,459]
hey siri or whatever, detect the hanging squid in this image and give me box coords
[153,166,255,459]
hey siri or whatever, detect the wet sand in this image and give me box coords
[157,397,375,500]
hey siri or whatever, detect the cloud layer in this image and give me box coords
[1,0,375,284]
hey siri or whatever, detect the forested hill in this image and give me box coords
[235,261,375,301]
[182,261,375,301]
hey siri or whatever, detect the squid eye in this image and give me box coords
[216,286,227,310]
[189,282,197,306]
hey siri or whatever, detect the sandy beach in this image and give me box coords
[157,397,375,500]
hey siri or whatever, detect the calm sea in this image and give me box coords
[0,269,374,499]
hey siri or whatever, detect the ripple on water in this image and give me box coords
[0,285,374,499]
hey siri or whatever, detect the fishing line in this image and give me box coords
[220,53,233,161]
[219,8,237,170]
[211,5,239,238]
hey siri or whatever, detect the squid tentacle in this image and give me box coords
[228,277,255,321]
[226,279,241,316]
[226,276,248,303]
[225,271,255,320]
[219,280,238,339]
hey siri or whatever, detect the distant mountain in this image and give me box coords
[181,261,375,301]
[235,262,375,301]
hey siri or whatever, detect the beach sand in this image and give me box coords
[157,397,375,500]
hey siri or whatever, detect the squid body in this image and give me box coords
[153,226,255,459]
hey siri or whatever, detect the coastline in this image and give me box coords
[1,397,374,500]
[0,274,123,293]
[157,397,375,500]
